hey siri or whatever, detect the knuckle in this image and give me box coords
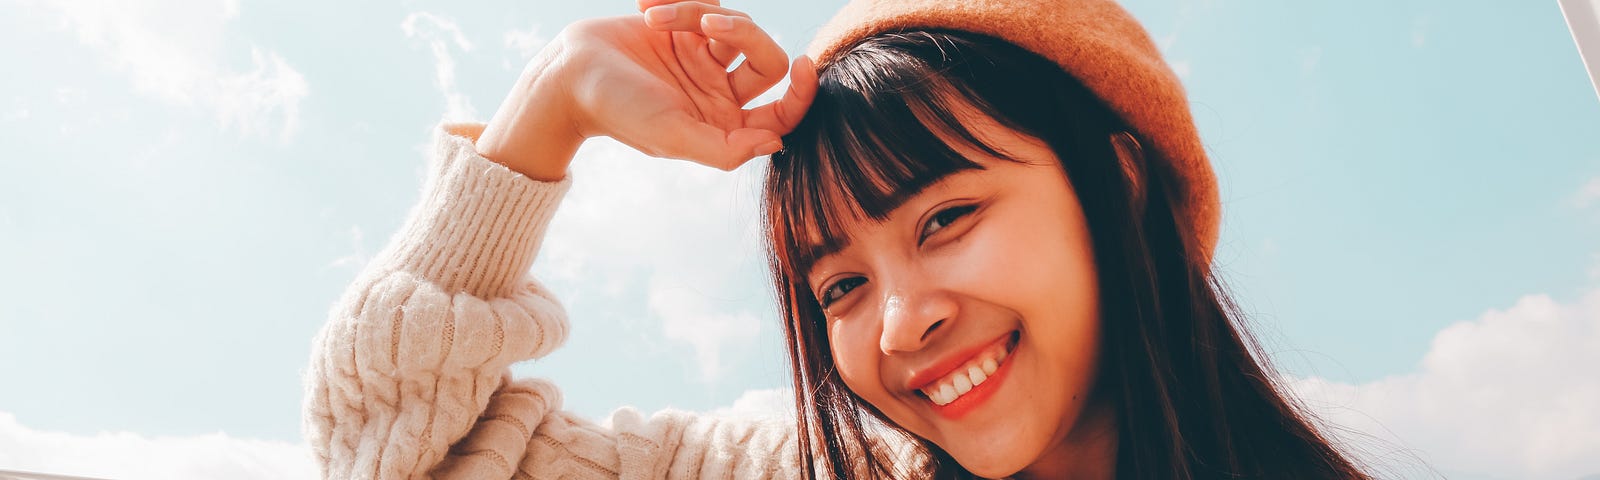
[688,1,749,18]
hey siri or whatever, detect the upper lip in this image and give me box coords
[903,331,1014,392]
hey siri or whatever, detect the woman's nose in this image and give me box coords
[878,284,958,355]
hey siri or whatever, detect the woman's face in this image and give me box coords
[804,114,1105,477]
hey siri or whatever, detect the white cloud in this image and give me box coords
[1412,15,1431,49]
[54,87,86,105]
[1575,176,1600,209]
[537,139,772,383]
[502,25,548,71]
[496,25,547,71]
[651,274,763,383]
[27,0,308,142]
[1158,32,1179,52]
[402,12,476,122]
[1170,60,1192,79]
[0,411,315,480]
[326,225,369,271]
[2,95,26,122]
[1290,287,1600,479]
[1590,253,1600,282]
[1299,46,1323,75]
[711,387,795,419]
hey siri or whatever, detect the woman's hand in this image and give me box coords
[475,0,818,180]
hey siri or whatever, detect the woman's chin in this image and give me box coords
[946,450,1029,480]
[932,418,1039,477]
[938,429,1040,479]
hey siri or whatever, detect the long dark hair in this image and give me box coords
[761,30,1369,479]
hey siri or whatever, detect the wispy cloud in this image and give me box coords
[1299,46,1323,75]
[1412,15,1432,49]
[537,139,772,384]
[651,274,763,383]
[1291,286,1600,479]
[1,95,28,123]
[1169,60,1192,80]
[326,225,369,271]
[711,387,795,418]
[26,0,308,142]
[1589,252,1600,282]
[501,25,547,71]
[402,12,476,122]
[0,412,314,480]
[1574,176,1600,209]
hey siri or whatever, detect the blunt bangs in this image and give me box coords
[766,32,1028,275]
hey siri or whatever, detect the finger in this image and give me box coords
[638,0,718,11]
[642,2,748,31]
[646,110,780,170]
[640,3,749,68]
[707,38,739,67]
[743,55,819,135]
[700,14,789,105]
[668,29,736,92]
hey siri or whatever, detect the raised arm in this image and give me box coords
[299,117,570,476]
[302,2,818,478]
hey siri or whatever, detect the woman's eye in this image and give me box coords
[819,277,865,307]
[921,204,978,242]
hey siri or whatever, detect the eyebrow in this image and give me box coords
[796,169,981,268]
[797,219,859,270]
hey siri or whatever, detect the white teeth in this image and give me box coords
[921,338,1015,406]
[952,374,972,395]
[967,365,987,386]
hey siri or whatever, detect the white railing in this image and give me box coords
[0,469,113,480]
[1560,0,1600,103]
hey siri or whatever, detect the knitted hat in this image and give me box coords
[806,0,1221,266]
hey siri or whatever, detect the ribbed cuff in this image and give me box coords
[383,122,572,298]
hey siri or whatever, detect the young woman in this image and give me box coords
[303,0,1371,478]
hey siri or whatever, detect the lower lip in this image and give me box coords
[927,333,1018,420]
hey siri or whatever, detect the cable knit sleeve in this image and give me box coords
[300,123,810,479]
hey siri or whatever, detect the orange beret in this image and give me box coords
[806,0,1221,266]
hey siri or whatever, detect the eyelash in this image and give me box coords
[818,277,864,308]
[919,204,978,244]
[817,204,978,308]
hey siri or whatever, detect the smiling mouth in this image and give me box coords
[917,331,1019,406]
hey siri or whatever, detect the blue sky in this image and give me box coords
[1,0,1597,478]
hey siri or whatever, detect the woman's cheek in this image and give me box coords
[942,219,1026,295]
[829,316,887,403]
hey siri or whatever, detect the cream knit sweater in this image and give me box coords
[301,123,924,479]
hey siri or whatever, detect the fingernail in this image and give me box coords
[705,14,734,31]
[754,140,783,157]
[647,7,676,23]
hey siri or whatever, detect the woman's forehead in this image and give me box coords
[794,125,1056,252]
[801,160,1024,274]
[777,73,1060,275]
[801,172,956,252]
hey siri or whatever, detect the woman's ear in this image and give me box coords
[1110,131,1148,218]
